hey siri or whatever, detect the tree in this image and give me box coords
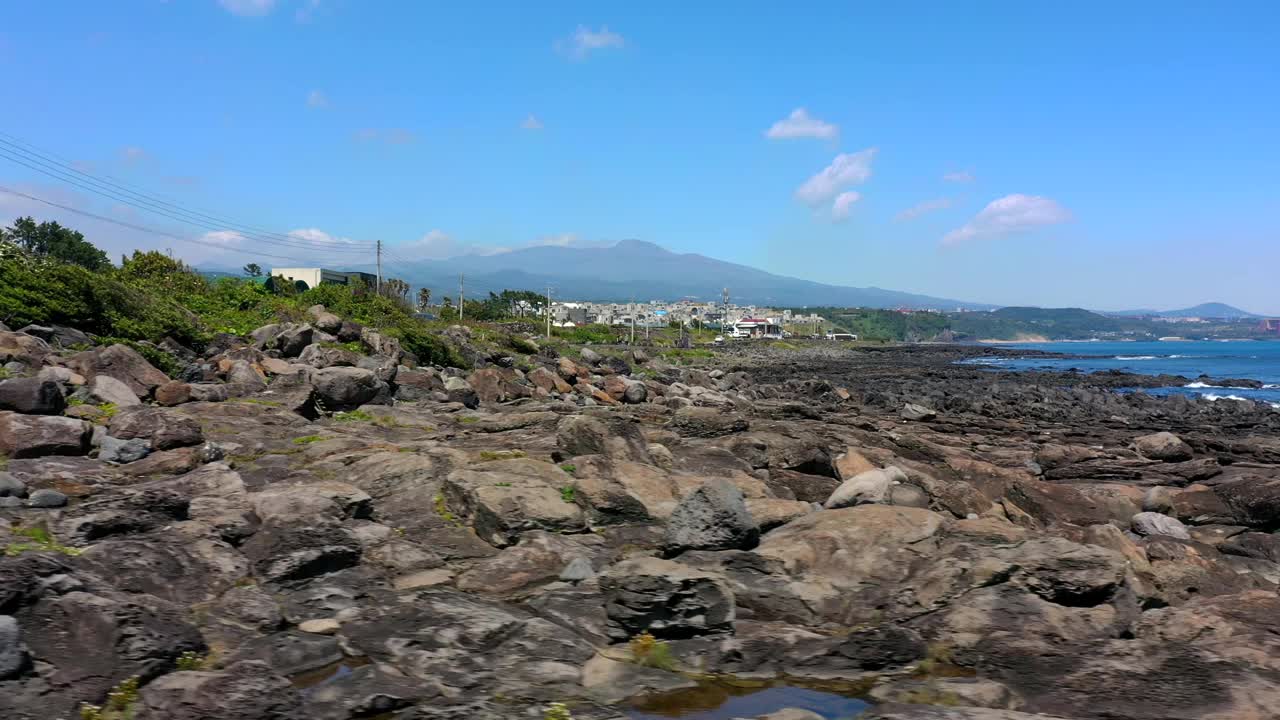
[243,263,262,277]
[4,216,110,271]
[416,287,432,312]
[381,278,410,306]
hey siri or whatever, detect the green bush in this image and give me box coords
[1,232,469,366]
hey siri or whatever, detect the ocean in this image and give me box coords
[963,340,1280,407]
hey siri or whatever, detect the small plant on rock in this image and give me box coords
[80,675,140,720]
[5,526,82,557]
[628,631,676,670]
[292,435,324,445]
[559,463,576,475]
[559,485,576,504]
[333,409,374,423]
[176,650,207,671]
[544,702,573,720]
[433,493,461,527]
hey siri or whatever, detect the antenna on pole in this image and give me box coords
[376,240,383,294]
[457,274,464,323]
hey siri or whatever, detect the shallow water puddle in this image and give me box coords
[627,683,870,719]
[289,655,370,694]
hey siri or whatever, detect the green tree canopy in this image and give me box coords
[4,216,110,271]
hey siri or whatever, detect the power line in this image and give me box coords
[0,148,373,255]
[0,133,375,250]
[0,140,374,253]
[0,185,341,265]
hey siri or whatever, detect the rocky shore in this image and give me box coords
[3,315,1280,720]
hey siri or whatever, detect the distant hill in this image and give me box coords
[950,307,1125,341]
[1108,302,1259,319]
[381,240,995,310]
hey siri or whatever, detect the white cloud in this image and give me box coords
[895,196,954,222]
[943,170,975,183]
[831,192,861,221]
[533,233,577,247]
[286,227,362,247]
[765,108,838,141]
[218,0,276,17]
[201,230,247,247]
[942,194,1071,245]
[120,146,149,164]
[306,90,328,108]
[558,25,624,60]
[520,114,544,130]
[353,128,417,145]
[795,148,877,206]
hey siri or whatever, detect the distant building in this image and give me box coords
[269,268,378,290]
[731,318,782,338]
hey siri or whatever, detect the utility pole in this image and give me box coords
[545,285,552,340]
[375,240,382,295]
[457,274,464,323]
[630,298,636,345]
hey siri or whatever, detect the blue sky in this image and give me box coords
[1,1,1277,312]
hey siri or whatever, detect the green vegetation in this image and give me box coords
[292,435,324,445]
[5,526,82,557]
[319,340,367,354]
[544,703,574,720]
[332,409,374,423]
[811,307,950,343]
[552,323,619,345]
[628,632,676,671]
[79,675,139,720]
[914,642,956,676]
[175,651,208,671]
[559,485,576,504]
[2,216,110,270]
[457,415,480,424]
[433,493,461,526]
[559,463,576,475]
[1,224,466,367]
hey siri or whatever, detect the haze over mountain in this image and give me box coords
[1107,303,1261,319]
[385,240,995,310]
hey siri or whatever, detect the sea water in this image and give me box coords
[962,340,1280,407]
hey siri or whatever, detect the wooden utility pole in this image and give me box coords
[376,240,382,294]
[545,285,552,340]
[457,274,464,322]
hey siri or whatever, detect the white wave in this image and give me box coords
[1264,384,1280,389]
[1115,355,1157,361]
[1184,382,1211,388]
[1167,355,1188,359]
[1203,393,1249,402]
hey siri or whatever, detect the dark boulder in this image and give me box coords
[663,478,760,553]
[0,378,65,415]
[600,556,735,640]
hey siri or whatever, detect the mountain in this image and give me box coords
[1108,302,1260,319]
[385,240,995,310]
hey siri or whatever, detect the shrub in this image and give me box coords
[544,703,573,720]
[628,632,676,670]
[176,651,207,671]
[79,675,139,720]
